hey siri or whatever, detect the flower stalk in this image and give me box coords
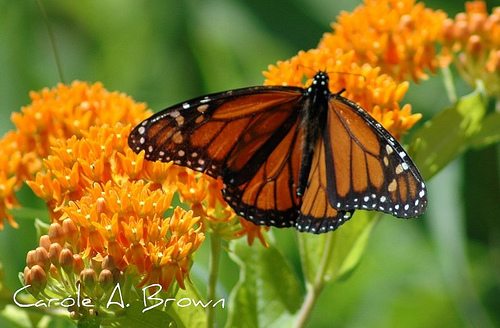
[294,232,335,328]
[206,233,222,328]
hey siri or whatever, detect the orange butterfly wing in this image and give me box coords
[297,136,353,233]
[129,88,301,176]
[322,95,427,218]
[295,94,427,233]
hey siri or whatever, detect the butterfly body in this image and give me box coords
[296,72,330,197]
[129,72,427,233]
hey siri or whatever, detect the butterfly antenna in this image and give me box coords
[326,70,367,82]
[36,0,65,83]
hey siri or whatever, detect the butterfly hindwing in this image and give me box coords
[324,95,427,218]
[223,119,304,228]
[297,137,354,233]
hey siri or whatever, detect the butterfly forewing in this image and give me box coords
[324,95,427,218]
[128,87,303,179]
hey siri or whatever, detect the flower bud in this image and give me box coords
[39,235,51,251]
[48,222,64,245]
[29,265,47,294]
[62,218,79,246]
[59,248,74,273]
[80,268,97,291]
[48,243,63,266]
[34,247,51,272]
[466,34,482,55]
[26,250,37,268]
[98,269,114,291]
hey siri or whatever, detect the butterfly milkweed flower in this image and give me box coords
[318,0,447,82]
[22,121,206,314]
[263,0,447,138]
[441,1,500,97]
[0,81,149,228]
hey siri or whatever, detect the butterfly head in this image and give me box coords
[306,71,330,98]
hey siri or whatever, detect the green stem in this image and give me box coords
[441,65,457,104]
[206,233,222,328]
[294,232,335,328]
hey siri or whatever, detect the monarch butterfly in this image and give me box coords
[128,71,427,234]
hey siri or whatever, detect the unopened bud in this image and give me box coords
[39,235,51,251]
[62,218,79,246]
[48,243,63,266]
[26,250,37,268]
[34,247,50,272]
[59,248,74,273]
[48,222,64,245]
[29,265,47,294]
[98,269,114,291]
[80,268,97,290]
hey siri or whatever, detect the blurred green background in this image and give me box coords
[0,1,498,327]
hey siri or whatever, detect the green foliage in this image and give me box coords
[411,86,489,179]
[225,239,302,328]
[298,211,378,285]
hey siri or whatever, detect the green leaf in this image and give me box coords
[111,301,175,328]
[469,112,500,149]
[409,88,488,179]
[298,211,379,285]
[167,282,207,328]
[0,305,42,328]
[225,239,303,328]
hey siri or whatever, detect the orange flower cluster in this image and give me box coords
[0,81,149,228]
[319,0,447,82]
[442,1,500,96]
[22,121,206,294]
[60,182,204,290]
[24,204,201,319]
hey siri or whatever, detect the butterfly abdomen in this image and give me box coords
[296,72,330,196]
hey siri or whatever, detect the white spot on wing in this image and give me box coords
[169,110,180,118]
[175,115,184,126]
[197,104,208,113]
